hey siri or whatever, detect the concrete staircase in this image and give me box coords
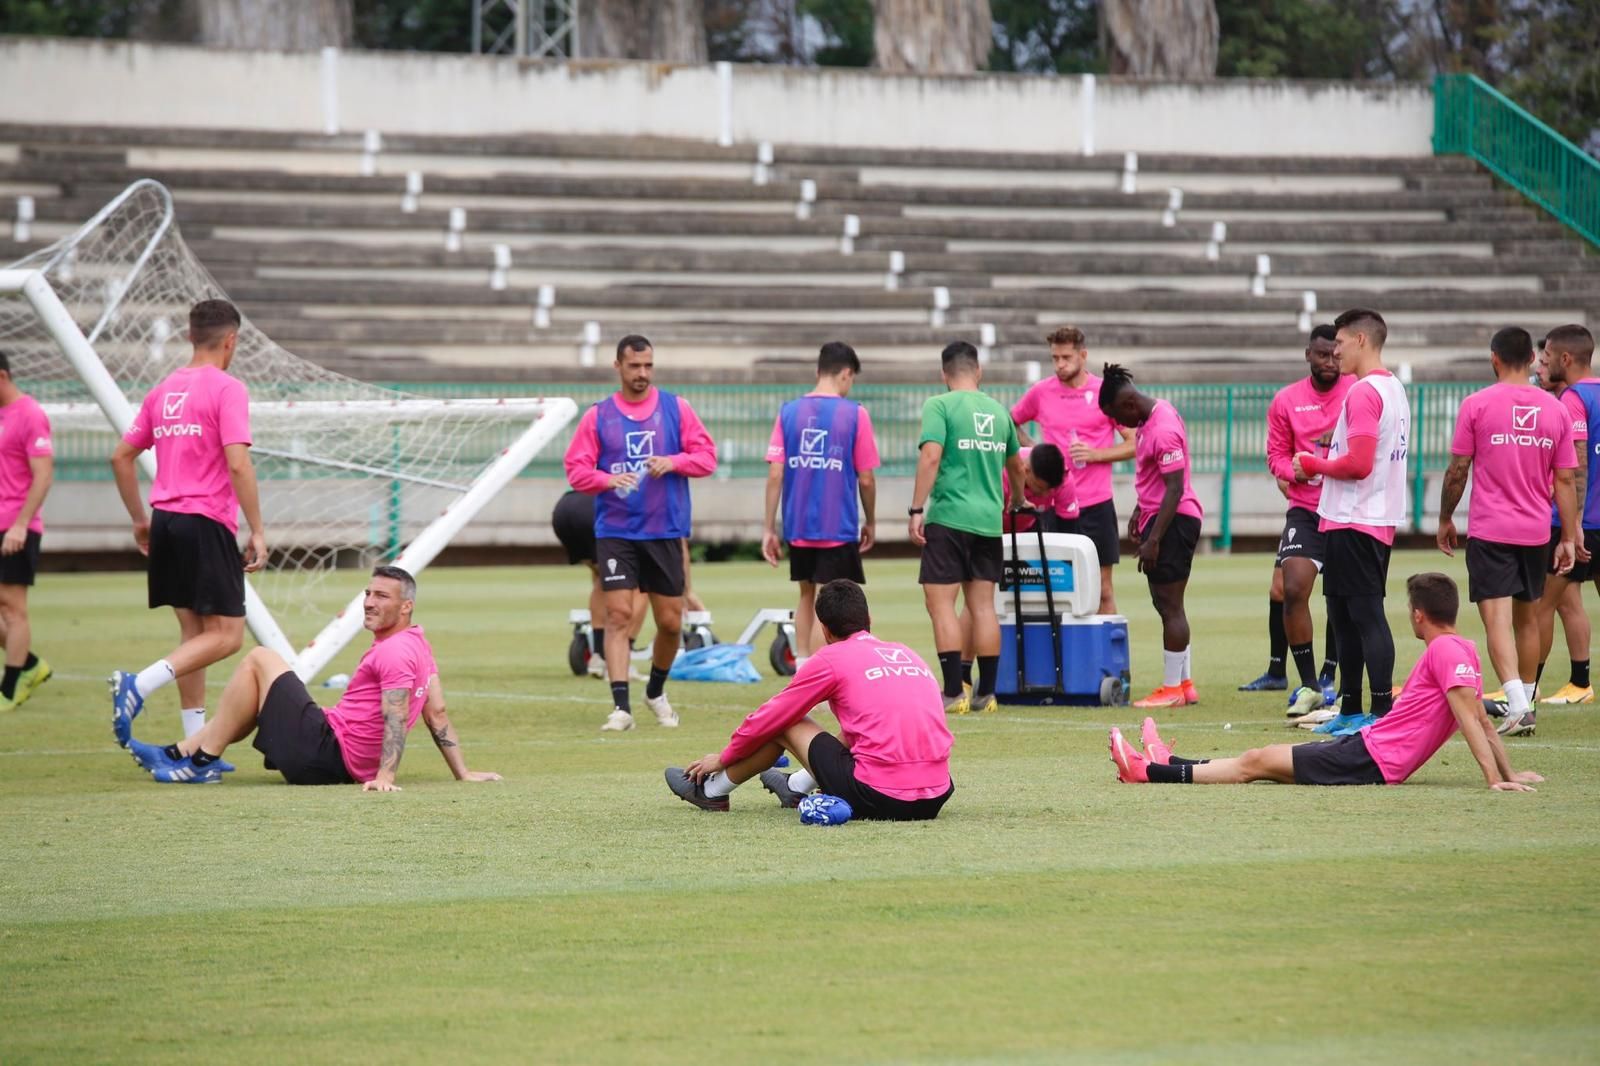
[3,122,1594,385]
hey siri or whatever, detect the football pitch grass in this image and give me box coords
[2,551,1597,1064]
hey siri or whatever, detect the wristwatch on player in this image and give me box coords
[907,507,924,515]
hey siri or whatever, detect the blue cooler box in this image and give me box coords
[995,613,1131,706]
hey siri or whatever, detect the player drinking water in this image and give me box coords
[762,341,880,670]
[1099,364,1204,708]
[1292,308,1409,737]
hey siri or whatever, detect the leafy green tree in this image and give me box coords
[988,0,1099,73]
[798,0,872,65]
[1214,0,1379,78]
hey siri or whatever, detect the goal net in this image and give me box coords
[0,180,576,680]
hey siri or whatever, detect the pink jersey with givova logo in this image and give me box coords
[720,631,953,800]
[1451,382,1576,546]
[323,624,437,783]
[1133,399,1203,532]
[1267,375,1355,512]
[123,365,252,533]
[0,394,53,534]
[1360,633,1482,784]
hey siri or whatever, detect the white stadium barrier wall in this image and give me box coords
[0,37,1434,157]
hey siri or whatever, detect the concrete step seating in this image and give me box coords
[1,122,1594,383]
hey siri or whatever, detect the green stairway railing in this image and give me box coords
[1433,72,1600,249]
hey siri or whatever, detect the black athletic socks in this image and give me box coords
[1146,762,1195,783]
[1574,659,1591,689]
[645,666,669,700]
[1168,755,1210,766]
[190,749,218,767]
[162,743,183,761]
[0,666,18,700]
[22,651,36,671]
[1371,690,1393,717]
[1289,643,1319,689]
[592,627,605,655]
[1267,600,1287,677]
[975,656,999,699]
[961,659,973,687]
[937,652,963,698]
[610,681,631,713]
[1534,662,1545,692]
[1341,692,1365,717]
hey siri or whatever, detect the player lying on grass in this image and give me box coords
[663,578,954,819]
[119,566,501,789]
[1108,572,1543,791]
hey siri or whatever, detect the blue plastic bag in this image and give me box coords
[798,794,854,826]
[668,643,762,684]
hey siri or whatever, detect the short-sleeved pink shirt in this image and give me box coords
[0,394,52,533]
[323,625,437,783]
[123,365,252,533]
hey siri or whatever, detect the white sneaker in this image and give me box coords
[600,708,634,732]
[646,693,679,728]
[586,654,607,679]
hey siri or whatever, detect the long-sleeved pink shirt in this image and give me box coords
[563,387,718,494]
[720,631,954,800]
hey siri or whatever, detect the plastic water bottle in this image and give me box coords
[1068,429,1087,470]
[323,673,350,689]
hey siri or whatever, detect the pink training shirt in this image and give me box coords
[323,624,437,784]
[1011,373,1123,507]
[562,387,718,495]
[720,630,953,801]
[1267,375,1354,513]
[123,365,252,533]
[1004,446,1079,532]
[1133,400,1204,532]
[1360,633,1482,784]
[1451,382,1576,545]
[0,394,52,534]
[765,398,881,547]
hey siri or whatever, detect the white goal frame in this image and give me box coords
[0,267,577,681]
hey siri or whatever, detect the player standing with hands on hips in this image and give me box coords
[563,335,717,733]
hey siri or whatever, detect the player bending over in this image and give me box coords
[1110,573,1543,792]
[1098,364,1205,708]
[663,579,954,820]
[122,566,500,789]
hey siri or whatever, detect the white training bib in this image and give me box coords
[1317,373,1410,527]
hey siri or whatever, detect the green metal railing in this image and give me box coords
[34,380,1479,544]
[1433,72,1600,249]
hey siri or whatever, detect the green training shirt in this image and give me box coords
[918,388,1019,538]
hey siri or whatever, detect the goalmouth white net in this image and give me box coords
[0,180,575,680]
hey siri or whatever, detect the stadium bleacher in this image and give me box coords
[2,121,1594,384]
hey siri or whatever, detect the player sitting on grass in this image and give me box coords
[1109,572,1544,791]
[122,566,501,789]
[663,578,954,820]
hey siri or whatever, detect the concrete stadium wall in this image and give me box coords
[0,37,1435,157]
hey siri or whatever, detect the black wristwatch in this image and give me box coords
[907,506,924,515]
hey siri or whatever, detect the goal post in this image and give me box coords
[0,181,579,681]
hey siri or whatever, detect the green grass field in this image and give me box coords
[3,551,1598,1064]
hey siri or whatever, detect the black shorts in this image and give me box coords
[1275,506,1327,570]
[1141,513,1202,586]
[1466,537,1546,603]
[0,530,42,586]
[1036,510,1079,535]
[147,509,245,616]
[1548,526,1598,583]
[789,543,865,586]
[1291,731,1386,786]
[918,523,1002,585]
[1322,527,1392,599]
[252,672,354,786]
[806,732,953,821]
[1074,498,1121,566]
[596,536,685,596]
[551,490,596,565]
